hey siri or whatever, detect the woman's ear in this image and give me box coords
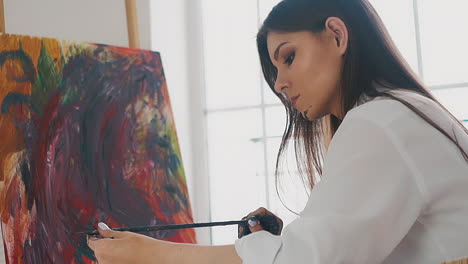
[325,17,349,56]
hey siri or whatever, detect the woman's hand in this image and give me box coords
[238,207,284,238]
[88,222,242,264]
[88,222,166,264]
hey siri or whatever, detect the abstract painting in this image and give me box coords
[0,34,196,263]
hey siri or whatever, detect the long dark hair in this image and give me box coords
[257,0,468,206]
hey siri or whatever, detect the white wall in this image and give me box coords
[0,0,210,261]
[4,0,151,49]
[150,0,211,244]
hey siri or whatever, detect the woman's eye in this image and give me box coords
[284,52,295,66]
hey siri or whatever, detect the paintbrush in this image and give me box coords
[77,214,280,237]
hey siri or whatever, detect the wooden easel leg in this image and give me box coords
[125,0,140,48]
[0,0,6,33]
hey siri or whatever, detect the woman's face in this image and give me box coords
[266,18,348,120]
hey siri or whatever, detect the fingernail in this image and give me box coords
[248,219,258,227]
[98,222,110,231]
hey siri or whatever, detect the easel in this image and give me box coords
[125,0,140,48]
[0,0,5,34]
[0,0,140,49]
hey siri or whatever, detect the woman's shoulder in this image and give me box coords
[339,88,467,155]
[345,88,447,128]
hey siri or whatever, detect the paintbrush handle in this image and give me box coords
[80,220,248,236]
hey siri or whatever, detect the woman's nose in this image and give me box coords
[274,80,288,94]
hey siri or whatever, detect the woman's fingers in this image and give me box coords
[97,222,127,239]
[246,207,268,219]
[87,236,97,251]
[87,223,140,264]
[245,207,284,234]
[88,238,121,264]
[238,210,265,238]
[89,229,161,264]
[87,235,109,253]
[269,214,284,234]
[246,208,266,233]
[247,217,263,232]
[87,223,127,254]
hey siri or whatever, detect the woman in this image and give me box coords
[88,0,468,263]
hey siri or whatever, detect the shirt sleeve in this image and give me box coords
[234,116,426,264]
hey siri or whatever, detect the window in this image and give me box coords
[200,0,468,245]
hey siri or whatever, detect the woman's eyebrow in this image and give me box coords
[274,42,290,61]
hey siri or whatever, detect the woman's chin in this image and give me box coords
[300,105,315,120]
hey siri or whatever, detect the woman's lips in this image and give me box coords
[291,95,300,107]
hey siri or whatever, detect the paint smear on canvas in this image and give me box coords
[0,34,196,263]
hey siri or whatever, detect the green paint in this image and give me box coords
[31,41,63,114]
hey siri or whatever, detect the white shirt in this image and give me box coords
[235,89,468,264]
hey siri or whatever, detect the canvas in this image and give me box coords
[0,34,196,263]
